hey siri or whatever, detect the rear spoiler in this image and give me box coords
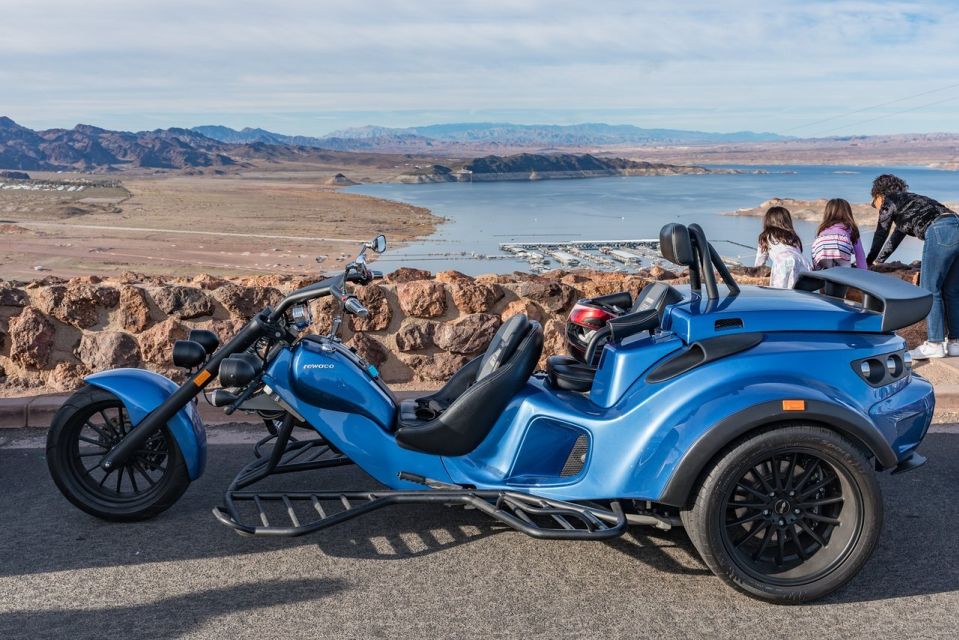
[793,268,931,332]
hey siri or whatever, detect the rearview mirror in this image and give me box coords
[371,234,387,253]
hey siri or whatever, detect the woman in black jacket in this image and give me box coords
[866,173,959,359]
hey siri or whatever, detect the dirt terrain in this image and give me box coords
[606,134,959,168]
[0,166,438,280]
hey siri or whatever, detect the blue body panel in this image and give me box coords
[85,369,207,479]
[265,286,931,503]
[101,279,929,499]
[440,330,927,502]
[290,339,396,429]
[666,285,883,343]
[265,347,452,489]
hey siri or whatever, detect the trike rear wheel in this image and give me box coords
[681,425,882,604]
[46,385,191,522]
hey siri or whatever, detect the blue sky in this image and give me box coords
[1,0,957,137]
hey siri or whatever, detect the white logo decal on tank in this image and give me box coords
[303,363,335,370]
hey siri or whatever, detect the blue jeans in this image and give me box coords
[920,214,959,342]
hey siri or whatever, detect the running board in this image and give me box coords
[213,490,627,540]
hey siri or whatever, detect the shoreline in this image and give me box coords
[0,173,442,281]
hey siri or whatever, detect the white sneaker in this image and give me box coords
[948,340,959,357]
[910,341,946,360]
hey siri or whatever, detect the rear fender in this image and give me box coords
[656,398,898,507]
[85,368,207,479]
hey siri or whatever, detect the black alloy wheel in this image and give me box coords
[47,385,191,521]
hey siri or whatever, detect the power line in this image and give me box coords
[811,93,959,137]
[780,81,959,133]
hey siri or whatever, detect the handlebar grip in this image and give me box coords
[344,297,369,318]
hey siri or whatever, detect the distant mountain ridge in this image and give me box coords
[193,121,790,152]
[0,116,236,171]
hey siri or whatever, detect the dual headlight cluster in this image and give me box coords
[853,351,911,387]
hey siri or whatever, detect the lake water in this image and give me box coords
[351,165,959,275]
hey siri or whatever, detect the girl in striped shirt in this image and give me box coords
[812,199,866,270]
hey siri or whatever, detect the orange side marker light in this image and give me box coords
[193,370,212,387]
[782,399,805,411]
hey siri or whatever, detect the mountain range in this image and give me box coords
[193,122,790,152]
[0,116,236,171]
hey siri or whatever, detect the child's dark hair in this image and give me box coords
[758,206,802,252]
[871,174,908,199]
[817,198,860,243]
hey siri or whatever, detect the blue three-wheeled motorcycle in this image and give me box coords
[47,223,934,603]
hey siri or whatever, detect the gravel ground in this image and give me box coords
[1,426,958,640]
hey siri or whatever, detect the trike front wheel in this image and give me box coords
[681,425,882,604]
[46,385,191,522]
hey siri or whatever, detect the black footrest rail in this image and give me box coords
[213,489,627,540]
[234,436,352,490]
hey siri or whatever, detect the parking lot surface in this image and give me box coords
[1,426,958,639]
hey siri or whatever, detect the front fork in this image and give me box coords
[100,312,277,472]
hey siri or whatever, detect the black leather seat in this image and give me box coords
[395,314,543,456]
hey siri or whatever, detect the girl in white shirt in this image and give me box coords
[754,205,811,288]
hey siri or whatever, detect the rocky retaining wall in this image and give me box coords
[0,262,923,395]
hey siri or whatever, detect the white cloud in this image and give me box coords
[0,0,956,134]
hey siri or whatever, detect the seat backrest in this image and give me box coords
[477,314,530,380]
[659,223,696,267]
[395,321,544,456]
[630,282,684,320]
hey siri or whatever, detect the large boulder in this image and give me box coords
[396,281,447,318]
[400,352,471,382]
[449,281,503,314]
[212,283,282,319]
[513,281,577,313]
[35,284,120,328]
[309,296,344,336]
[500,299,544,324]
[433,313,501,354]
[151,285,213,319]
[76,332,140,370]
[138,318,189,365]
[384,267,432,284]
[116,285,152,332]
[539,319,567,368]
[349,284,393,332]
[46,362,87,392]
[434,270,473,284]
[347,332,389,368]
[394,321,435,352]
[191,273,229,290]
[8,307,55,368]
[0,284,27,307]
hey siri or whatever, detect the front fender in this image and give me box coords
[85,368,207,479]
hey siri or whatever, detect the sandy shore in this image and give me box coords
[0,169,439,280]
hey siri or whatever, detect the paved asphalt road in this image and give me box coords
[1,426,958,640]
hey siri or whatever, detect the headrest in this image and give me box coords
[659,223,695,267]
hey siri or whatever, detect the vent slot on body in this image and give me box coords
[714,317,743,331]
[560,434,590,477]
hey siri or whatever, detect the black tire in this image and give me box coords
[46,385,191,522]
[681,425,882,604]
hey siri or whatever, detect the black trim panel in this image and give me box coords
[646,332,763,384]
